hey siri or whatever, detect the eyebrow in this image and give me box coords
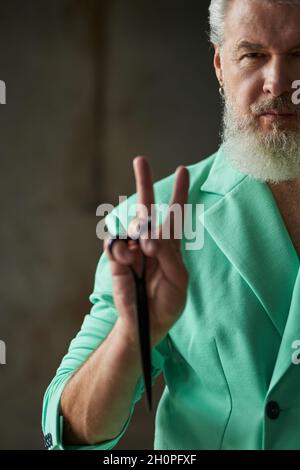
[235,41,265,52]
[234,40,300,54]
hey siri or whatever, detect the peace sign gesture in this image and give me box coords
[104,156,190,349]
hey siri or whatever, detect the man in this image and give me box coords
[42,0,300,450]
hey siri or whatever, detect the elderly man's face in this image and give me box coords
[216,0,300,131]
[214,0,300,182]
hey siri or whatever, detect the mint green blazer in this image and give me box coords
[42,145,300,450]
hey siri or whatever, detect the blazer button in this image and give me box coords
[266,401,281,420]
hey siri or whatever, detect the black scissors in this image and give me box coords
[107,220,153,412]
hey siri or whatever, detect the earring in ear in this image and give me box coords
[219,85,225,98]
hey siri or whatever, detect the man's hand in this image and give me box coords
[104,156,190,348]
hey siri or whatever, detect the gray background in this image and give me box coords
[0,0,221,449]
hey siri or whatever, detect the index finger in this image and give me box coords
[133,156,155,222]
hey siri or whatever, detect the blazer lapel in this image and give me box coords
[268,266,300,392]
[200,146,299,337]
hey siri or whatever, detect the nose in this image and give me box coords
[263,55,292,98]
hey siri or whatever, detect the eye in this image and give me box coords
[242,53,265,60]
[292,50,300,57]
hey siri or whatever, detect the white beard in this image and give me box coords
[221,97,300,183]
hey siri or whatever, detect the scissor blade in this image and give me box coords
[135,275,152,411]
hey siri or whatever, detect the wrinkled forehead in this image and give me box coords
[224,0,300,50]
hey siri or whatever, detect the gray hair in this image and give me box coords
[209,0,300,45]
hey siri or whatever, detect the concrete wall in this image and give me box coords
[0,0,220,449]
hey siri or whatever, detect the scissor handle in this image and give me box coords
[132,270,152,411]
[106,232,153,411]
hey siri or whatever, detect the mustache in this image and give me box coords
[251,96,300,115]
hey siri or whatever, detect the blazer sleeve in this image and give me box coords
[41,249,170,450]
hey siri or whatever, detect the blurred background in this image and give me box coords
[0,0,221,449]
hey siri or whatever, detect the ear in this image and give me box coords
[213,44,223,86]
